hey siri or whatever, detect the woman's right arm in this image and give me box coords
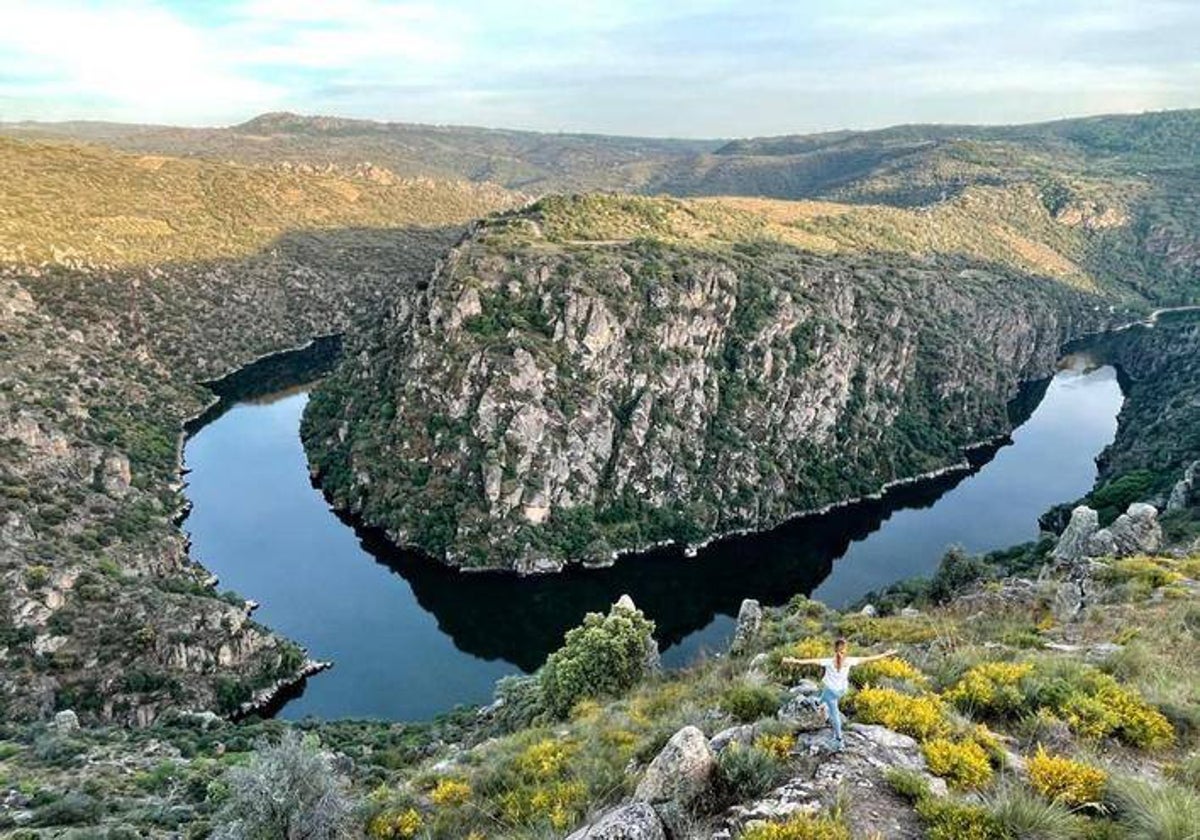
[781,657,824,666]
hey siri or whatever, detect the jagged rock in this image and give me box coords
[859,603,877,617]
[1107,503,1163,555]
[634,725,716,807]
[51,709,80,732]
[1167,461,1200,511]
[730,599,763,654]
[566,803,666,840]
[745,653,771,685]
[1051,506,1100,564]
[791,679,822,696]
[778,691,828,732]
[1085,528,1118,557]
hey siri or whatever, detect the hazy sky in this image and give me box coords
[2,0,1197,137]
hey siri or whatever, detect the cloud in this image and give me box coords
[0,0,1196,135]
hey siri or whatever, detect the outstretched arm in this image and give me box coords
[781,656,826,666]
[853,648,899,664]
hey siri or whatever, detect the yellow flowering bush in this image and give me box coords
[1100,556,1184,590]
[368,808,423,839]
[499,780,586,831]
[851,657,929,688]
[516,738,576,779]
[1058,681,1175,749]
[944,661,1032,716]
[740,812,852,840]
[430,778,471,807]
[921,738,993,790]
[1026,747,1107,806]
[754,732,796,761]
[849,687,949,741]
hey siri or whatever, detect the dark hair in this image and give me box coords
[834,637,848,649]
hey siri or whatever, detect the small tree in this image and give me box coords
[212,730,355,840]
[539,599,656,718]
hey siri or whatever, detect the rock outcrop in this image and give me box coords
[730,598,763,655]
[305,195,1106,570]
[634,725,717,808]
[566,803,667,840]
[1051,502,1162,566]
[1167,460,1200,511]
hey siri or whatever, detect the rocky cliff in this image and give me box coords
[303,195,1110,571]
[0,139,520,723]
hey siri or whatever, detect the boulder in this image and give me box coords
[634,725,716,807]
[566,803,666,840]
[709,724,755,754]
[777,691,828,732]
[730,598,763,654]
[51,709,80,732]
[1107,503,1162,556]
[1167,461,1199,512]
[859,603,878,617]
[1051,506,1100,564]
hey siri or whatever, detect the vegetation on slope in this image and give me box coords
[4,539,1197,838]
[0,139,519,723]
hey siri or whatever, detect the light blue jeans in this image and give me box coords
[819,685,846,744]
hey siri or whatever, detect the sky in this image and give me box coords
[1,0,1198,138]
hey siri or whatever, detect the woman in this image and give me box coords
[782,638,898,751]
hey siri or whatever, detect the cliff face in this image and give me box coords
[304,197,1107,571]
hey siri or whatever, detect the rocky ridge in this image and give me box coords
[304,194,1114,571]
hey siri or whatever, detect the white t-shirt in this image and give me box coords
[821,657,855,693]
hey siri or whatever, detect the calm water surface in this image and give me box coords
[183,354,1122,720]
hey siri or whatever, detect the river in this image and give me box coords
[182,352,1122,720]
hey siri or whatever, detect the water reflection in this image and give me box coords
[183,350,1122,720]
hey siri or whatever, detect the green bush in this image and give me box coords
[916,797,1008,840]
[720,683,782,723]
[885,767,931,803]
[1106,775,1200,840]
[985,783,1086,840]
[715,743,787,803]
[540,602,656,718]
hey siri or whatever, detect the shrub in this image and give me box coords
[930,546,993,603]
[945,661,1033,717]
[491,674,547,732]
[716,743,787,803]
[1106,775,1200,840]
[497,779,586,831]
[430,778,471,808]
[721,683,782,723]
[540,602,656,718]
[753,731,796,761]
[985,783,1086,840]
[1026,748,1107,806]
[211,731,354,840]
[367,808,423,839]
[30,792,100,827]
[1058,681,1175,749]
[922,738,994,790]
[916,797,1008,840]
[848,687,949,740]
[885,767,931,803]
[837,614,938,644]
[851,656,929,689]
[1166,753,1200,790]
[739,811,852,840]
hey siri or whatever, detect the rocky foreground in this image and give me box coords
[3,481,1198,838]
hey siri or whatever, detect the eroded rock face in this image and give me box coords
[634,725,717,807]
[1052,503,1162,564]
[1107,503,1163,555]
[306,200,1104,569]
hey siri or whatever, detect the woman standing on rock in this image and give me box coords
[782,638,898,751]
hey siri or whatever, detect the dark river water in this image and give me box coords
[182,352,1122,721]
